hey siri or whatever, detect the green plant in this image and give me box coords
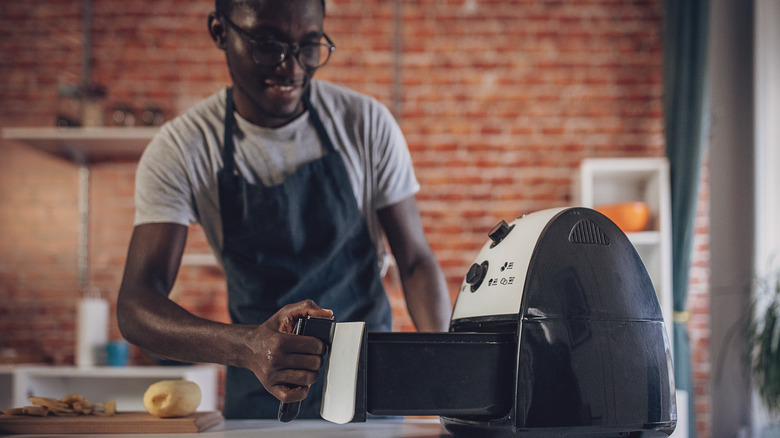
[748,270,780,415]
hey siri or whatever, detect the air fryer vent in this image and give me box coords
[569,219,610,245]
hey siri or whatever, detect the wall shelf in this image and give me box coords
[624,230,662,246]
[2,127,157,164]
[2,126,157,287]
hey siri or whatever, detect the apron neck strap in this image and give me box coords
[303,91,337,154]
[223,88,238,176]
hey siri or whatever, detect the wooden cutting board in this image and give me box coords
[0,411,224,434]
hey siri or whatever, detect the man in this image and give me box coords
[116,0,451,419]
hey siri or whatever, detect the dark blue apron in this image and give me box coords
[218,88,391,419]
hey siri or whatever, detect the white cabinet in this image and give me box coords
[576,157,673,345]
[0,365,219,412]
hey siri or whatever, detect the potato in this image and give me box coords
[143,380,201,418]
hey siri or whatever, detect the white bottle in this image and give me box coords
[75,287,109,367]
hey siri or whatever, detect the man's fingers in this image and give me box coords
[278,332,328,355]
[276,368,320,388]
[267,367,322,403]
[277,300,333,333]
[267,350,324,372]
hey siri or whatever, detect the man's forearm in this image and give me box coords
[117,288,253,369]
[400,255,452,332]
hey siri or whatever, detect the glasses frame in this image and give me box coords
[220,14,336,70]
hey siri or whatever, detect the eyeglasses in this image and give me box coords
[220,15,336,70]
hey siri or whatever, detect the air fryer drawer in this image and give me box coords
[366,332,515,417]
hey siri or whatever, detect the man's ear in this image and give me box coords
[208,12,227,50]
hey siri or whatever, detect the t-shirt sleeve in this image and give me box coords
[133,129,197,227]
[369,101,420,209]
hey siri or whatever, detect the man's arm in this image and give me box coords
[377,196,452,332]
[116,223,332,403]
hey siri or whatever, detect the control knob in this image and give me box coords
[488,220,513,247]
[466,261,489,292]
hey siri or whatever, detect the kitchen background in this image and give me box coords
[3,1,767,437]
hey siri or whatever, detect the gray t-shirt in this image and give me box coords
[134,80,419,269]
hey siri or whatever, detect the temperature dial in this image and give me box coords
[466,261,489,292]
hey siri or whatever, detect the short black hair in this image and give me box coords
[215,0,325,17]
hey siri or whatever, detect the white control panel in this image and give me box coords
[451,207,568,322]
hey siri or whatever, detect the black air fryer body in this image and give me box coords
[440,207,676,437]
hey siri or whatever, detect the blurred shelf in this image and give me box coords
[181,253,220,267]
[0,364,218,412]
[2,126,157,164]
[626,230,662,246]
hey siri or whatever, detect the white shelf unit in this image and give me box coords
[0,364,219,412]
[576,157,673,346]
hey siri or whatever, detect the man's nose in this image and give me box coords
[276,49,307,75]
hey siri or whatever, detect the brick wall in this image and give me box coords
[0,1,710,437]
[690,155,712,435]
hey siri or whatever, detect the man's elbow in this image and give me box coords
[116,289,144,346]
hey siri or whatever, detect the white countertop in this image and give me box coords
[0,418,452,438]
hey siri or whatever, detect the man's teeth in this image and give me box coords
[268,83,297,91]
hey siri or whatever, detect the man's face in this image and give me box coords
[217,0,326,127]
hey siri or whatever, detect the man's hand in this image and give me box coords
[244,300,333,403]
